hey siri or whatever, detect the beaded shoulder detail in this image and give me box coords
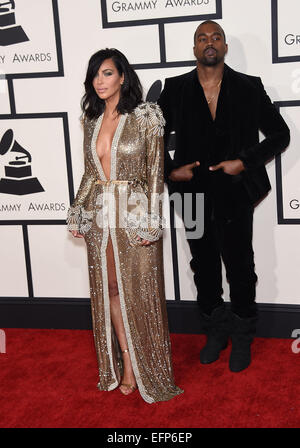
[134,102,165,137]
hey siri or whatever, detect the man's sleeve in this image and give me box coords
[157,78,177,180]
[239,78,290,170]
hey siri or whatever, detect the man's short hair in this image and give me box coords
[194,21,226,44]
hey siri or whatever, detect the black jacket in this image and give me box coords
[158,64,290,204]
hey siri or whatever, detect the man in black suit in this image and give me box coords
[158,21,290,372]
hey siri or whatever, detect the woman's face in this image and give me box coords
[92,58,124,103]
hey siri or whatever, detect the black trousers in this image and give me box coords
[181,181,258,318]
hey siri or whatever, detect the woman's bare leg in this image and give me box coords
[106,237,137,394]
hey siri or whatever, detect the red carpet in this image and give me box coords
[0,329,299,428]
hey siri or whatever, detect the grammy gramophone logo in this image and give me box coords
[0,0,29,46]
[0,129,44,195]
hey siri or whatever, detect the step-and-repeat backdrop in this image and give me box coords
[0,0,299,306]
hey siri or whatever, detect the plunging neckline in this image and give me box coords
[96,114,122,180]
[91,113,128,182]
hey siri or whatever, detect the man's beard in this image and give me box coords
[200,56,219,66]
[198,47,223,66]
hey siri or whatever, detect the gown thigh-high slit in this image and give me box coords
[106,234,137,393]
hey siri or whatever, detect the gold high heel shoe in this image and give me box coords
[119,349,137,395]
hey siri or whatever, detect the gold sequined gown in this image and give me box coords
[67,102,183,403]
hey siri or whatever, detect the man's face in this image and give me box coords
[193,23,228,66]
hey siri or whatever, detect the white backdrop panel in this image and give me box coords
[162,186,175,301]
[0,226,28,296]
[0,0,59,75]
[280,106,300,220]
[277,0,300,59]
[28,225,89,298]
[0,81,10,114]
[0,117,69,221]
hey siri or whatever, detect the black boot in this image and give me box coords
[229,312,257,372]
[200,305,229,364]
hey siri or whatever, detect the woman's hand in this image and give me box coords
[70,230,85,238]
[134,235,153,246]
[141,239,152,246]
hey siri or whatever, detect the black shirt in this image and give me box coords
[179,68,249,217]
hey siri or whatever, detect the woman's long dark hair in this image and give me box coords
[81,48,143,120]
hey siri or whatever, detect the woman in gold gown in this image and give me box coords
[67,48,183,403]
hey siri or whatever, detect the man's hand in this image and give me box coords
[209,159,245,176]
[169,161,200,182]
